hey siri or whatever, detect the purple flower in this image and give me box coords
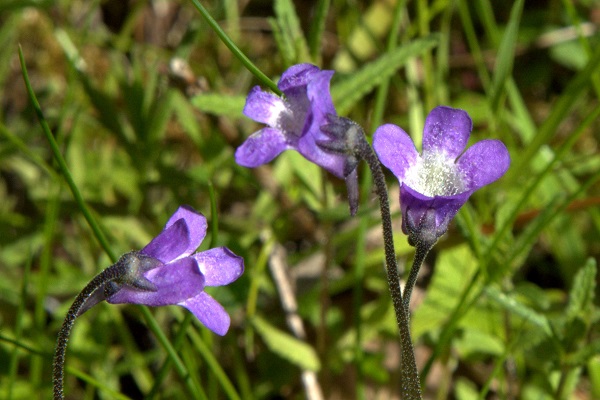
[235,63,348,179]
[373,106,510,245]
[105,205,244,336]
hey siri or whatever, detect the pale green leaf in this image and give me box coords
[190,93,246,118]
[566,258,597,320]
[485,286,552,337]
[252,315,321,372]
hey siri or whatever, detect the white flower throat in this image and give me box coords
[276,98,309,136]
[404,152,465,197]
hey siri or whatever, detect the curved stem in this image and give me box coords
[52,264,125,399]
[357,137,422,399]
[402,242,433,315]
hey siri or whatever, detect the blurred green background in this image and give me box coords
[1,0,599,399]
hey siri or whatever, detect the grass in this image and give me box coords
[1,0,599,399]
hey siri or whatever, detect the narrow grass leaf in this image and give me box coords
[331,34,440,114]
[566,258,597,320]
[65,367,132,400]
[187,327,242,400]
[172,92,202,145]
[272,0,310,66]
[191,93,246,118]
[252,315,321,372]
[489,0,523,111]
[307,0,330,61]
[484,286,552,337]
[146,90,176,143]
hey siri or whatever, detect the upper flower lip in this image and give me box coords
[141,204,208,263]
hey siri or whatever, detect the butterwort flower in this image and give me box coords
[84,205,244,336]
[236,64,360,214]
[373,106,510,246]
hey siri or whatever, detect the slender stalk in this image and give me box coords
[356,137,422,399]
[402,242,433,315]
[53,264,125,399]
[18,46,116,261]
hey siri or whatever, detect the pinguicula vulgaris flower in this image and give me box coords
[235,64,360,213]
[84,205,244,336]
[54,205,243,399]
[373,106,510,246]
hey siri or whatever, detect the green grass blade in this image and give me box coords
[272,0,310,66]
[18,45,116,262]
[370,0,408,133]
[208,181,219,248]
[566,258,596,320]
[307,0,330,62]
[188,0,281,95]
[331,34,440,115]
[187,328,242,400]
[489,0,523,111]
[65,367,133,400]
[6,251,32,399]
[485,286,552,336]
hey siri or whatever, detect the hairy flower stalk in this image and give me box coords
[52,206,244,399]
[320,116,422,399]
[52,253,157,399]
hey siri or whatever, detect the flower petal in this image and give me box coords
[194,247,244,287]
[422,106,472,159]
[141,219,191,263]
[164,205,208,257]
[243,86,287,126]
[235,127,289,167]
[107,257,205,306]
[400,184,470,236]
[373,123,419,182]
[457,139,510,191]
[179,292,231,336]
[278,63,320,92]
[297,70,345,177]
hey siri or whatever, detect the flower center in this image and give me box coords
[276,97,310,137]
[404,152,465,197]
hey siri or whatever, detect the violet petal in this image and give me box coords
[278,64,320,92]
[194,247,244,287]
[107,257,205,306]
[400,184,470,236]
[235,127,289,167]
[164,205,208,258]
[422,106,472,159]
[373,123,419,182]
[243,87,287,126]
[297,70,346,177]
[179,292,231,336]
[141,219,190,263]
[457,139,510,191]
